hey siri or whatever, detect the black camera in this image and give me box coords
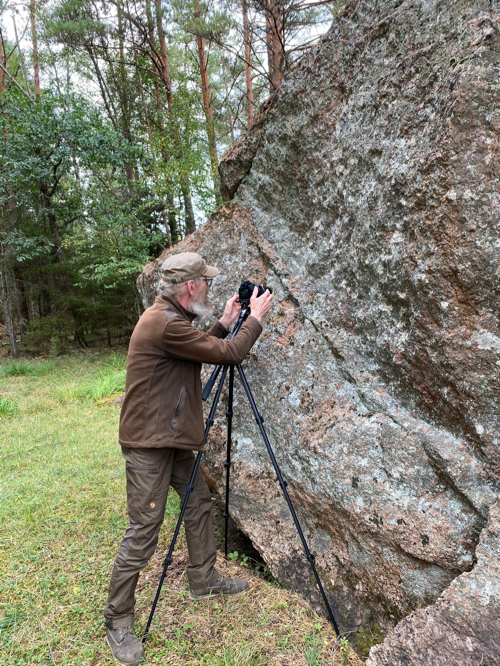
[238,280,272,307]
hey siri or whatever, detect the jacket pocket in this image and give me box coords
[171,385,186,431]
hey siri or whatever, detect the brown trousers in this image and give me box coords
[104,446,219,626]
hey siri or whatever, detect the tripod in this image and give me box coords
[143,306,340,643]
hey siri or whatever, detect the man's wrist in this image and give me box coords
[249,313,262,323]
[219,317,231,330]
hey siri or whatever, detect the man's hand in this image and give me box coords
[219,294,241,329]
[249,287,273,323]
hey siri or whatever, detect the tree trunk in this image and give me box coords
[155,0,173,106]
[12,15,33,100]
[48,210,66,264]
[221,57,235,143]
[194,11,222,205]
[30,0,41,97]
[13,265,29,338]
[1,29,18,226]
[40,185,67,264]
[86,46,119,131]
[155,0,195,236]
[181,183,196,235]
[133,45,153,151]
[152,0,180,242]
[0,264,19,357]
[0,27,6,92]
[117,0,134,182]
[242,0,254,124]
[265,1,283,92]
[132,32,172,247]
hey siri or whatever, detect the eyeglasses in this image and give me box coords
[200,277,213,287]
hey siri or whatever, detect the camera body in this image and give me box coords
[238,280,272,307]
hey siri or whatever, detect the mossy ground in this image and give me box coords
[0,352,362,666]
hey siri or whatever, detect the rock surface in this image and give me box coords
[366,501,500,665]
[137,0,500,659]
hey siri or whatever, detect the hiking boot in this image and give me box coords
[106,623,144,666]
[189,575,249,600]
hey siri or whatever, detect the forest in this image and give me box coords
[0,0,338,357]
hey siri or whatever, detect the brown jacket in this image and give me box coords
[119,295,262,450]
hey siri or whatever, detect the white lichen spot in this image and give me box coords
[475,423,484,436]
[445,189,458,201]
[287,390,301,408]
[471,330,500,353]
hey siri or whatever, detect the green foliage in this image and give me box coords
[228,550,251,567]
[304,624,325,666]
[340,636,351,664]
[0,87,164,351]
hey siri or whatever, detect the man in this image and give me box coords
[104,252,273,665]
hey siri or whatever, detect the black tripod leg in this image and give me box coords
[223,365,235,557]
[143,365,230,644]
[236,365,341,636]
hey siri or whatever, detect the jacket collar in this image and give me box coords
[156,294,197,323]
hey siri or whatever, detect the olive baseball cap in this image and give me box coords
[161,252,218,284]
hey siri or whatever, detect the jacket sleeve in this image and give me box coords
[207,320,229,339]
[162,315,262,364]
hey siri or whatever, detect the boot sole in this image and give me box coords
[105,633,144,666]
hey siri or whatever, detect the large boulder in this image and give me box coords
[137,0,500,659]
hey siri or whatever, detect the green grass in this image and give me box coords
[55,367,126,403]
[0,351,361,666]
[0,397,18,418]
[1,358,56,377]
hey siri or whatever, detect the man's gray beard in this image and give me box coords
[187,295,215,325]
